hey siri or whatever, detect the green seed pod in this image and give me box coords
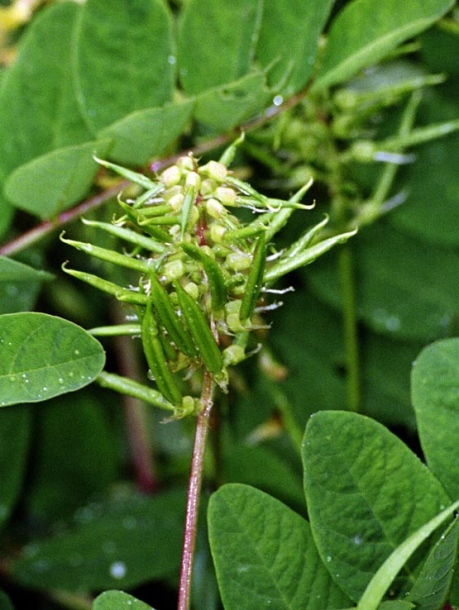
[61,234,152,274]
[174,282,223,375]
[148,273,198,358]
[62,264,149,305]
[239,233,266,322]
[81,219,166,254]
[141,302,183,406]
[95,157,157,190]
[181,242,228,312]
[180,183,197,240]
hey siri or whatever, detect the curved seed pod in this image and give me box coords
[149,273,198,358]
[180,172,200,239]
[181,243,227,312]
[62,264,148,305]
[61,234,152,273]
[141,302,182,406]
[95,156,157,190]
[174,282,223,375]
[239,233,266,323]
[81,218,166,254]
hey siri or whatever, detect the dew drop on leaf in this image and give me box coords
[109,561,127,579]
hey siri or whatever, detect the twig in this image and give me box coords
[177,371,215,610]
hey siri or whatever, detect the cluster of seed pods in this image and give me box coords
[62,145,351,416]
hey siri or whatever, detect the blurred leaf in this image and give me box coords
[256,0,335,94]
[177,0,262,95]
[4,140,111,219]
[93,591,155,610]
[0,407,31,529]
[100,99,195,166]
[208,483,351,610]
[390,85,459,247]
[405,517,459,610]
[314,0,454,90]
[0,257,53,315]
[74,0,174,132]
[26,392,117,521]
[194,71,272,132]
[223,444,305,513]
[420,28,459,76]
[361,331,420,430]
[0,2,85,222]
[14,488,185,590]
[302,411,450,601]
[0,313,105,407]
[412,338,459,499]
[306,223,459,342]
[268,291,345,427]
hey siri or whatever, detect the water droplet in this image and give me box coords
[109,561,127,579]
[58,378,64,384]
[167,55,176,65]
[42,386,48,392]
[372,308,401,332]
[353,535,362,546]
[272,94,283,106]
[74,349,80,356]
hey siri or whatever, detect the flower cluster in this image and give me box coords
[62,143,355,417]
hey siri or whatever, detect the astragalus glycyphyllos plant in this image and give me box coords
[60,139,355,609]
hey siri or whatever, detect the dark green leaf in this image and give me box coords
[0,313,105,407]
[177,0,262,94]
[405,518,459,610]
[194,71,272,132]
[256,0,335,94]
[306,224,459,342]
[412,338,459,499]
[0,407,31,529]
[0,257,53,315]
[223,444,305,513]
[74,0,174,132]
[26,392,117,521]
[93,591,156,610]
[302,411,450,601]
[314,0,454,90]
[208,483,351,610]
[390,88,459,247]
[4,140,111,219]
[99,100,195,165]
[14,488,185,590]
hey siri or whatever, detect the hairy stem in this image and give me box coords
[178,371,215,610]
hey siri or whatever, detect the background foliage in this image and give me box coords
[0,0,459,608]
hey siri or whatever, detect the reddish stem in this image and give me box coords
[178,371,214,610]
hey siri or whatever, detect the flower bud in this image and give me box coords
[226,251,251,271]
[200,160,228,182]
[206,198,225,219]
[215,186,237,205]
[162,259,186,282]
[161,165,182,188]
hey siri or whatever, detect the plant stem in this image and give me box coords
[178,370,215,610]
[338,244,360,412]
